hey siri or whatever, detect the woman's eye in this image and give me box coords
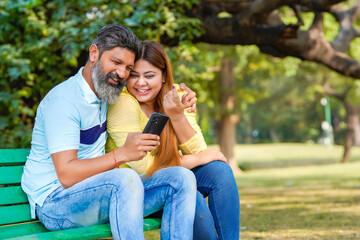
[145,75,154,79]
[129,74,138,78]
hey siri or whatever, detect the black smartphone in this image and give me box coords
[142,112,169,136]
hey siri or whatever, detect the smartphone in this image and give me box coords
[142,112,169,136]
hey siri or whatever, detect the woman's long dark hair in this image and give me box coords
[140,40,181,177]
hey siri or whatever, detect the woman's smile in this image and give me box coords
[135,88,151,95]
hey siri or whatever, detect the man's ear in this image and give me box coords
[89,44,100,63]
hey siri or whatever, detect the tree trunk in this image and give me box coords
[269,126,279,142]
[353,117,360,146]
[218,56,242,174]
[342,103,360,162]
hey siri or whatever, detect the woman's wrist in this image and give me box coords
[169,112,187,123]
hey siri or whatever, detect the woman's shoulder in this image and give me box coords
[108,87,140,111]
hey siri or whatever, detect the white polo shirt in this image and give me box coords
[21,67,108,218]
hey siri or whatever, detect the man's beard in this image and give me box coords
[92,61,125,104]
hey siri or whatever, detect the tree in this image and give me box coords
[2,0,360,166]
[218,51,241,173]
[159,0,360,79]
[323,78,360,162]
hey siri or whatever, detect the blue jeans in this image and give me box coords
[36,167,196,240]
[146,161,240,240]
[192,161,240,240]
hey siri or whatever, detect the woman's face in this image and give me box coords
[126,59,163,106]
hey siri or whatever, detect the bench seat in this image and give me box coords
[0,149,160,239]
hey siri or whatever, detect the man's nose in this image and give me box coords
[115,66,127,79]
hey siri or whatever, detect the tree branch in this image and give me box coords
[161,0,360,79]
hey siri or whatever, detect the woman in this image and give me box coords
[106,40,240,240]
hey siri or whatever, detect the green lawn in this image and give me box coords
[234,143,360,170]
[144,143,360,239]
[238,161,360,240]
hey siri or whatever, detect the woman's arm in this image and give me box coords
[106,92,154,174]
[163,87,196,144]
[180,148,228,169]
[163,86,207,154]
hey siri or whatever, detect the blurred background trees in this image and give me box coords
[1,0,360,168]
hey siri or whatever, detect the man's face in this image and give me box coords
[92,47,135,104]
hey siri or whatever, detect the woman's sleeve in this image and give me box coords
[176,88,207,155]
[106,93,152,174]
[106,94,142,149]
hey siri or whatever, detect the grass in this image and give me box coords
[234,143,360,170]
[238,161,360,239]
[144,143,360,239]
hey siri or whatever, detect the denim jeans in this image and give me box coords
[36,167,196,240]
[146,161,240,240]
[192,161,240,240]
[142,166,197,240]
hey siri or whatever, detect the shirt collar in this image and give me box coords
[76,67,101,104]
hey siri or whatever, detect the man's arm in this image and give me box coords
[52,132,159,188]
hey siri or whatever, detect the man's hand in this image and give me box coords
[179,83,197,113]
[119,132,160,162]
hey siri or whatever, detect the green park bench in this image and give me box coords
[0,149,161,239]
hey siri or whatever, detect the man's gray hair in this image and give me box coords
[92,24,141,60]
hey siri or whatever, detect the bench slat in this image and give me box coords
[0,186,28,205]
[1,218,161,239]
[0,204,32,225]
[0,221,48,239]
[143,218,161,231]
[0,148,162,238]
[4,223,111,240]
[5,218,161,240]
[0,166,23,184]
[0,149,29,164]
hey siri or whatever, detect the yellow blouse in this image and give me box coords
[105,85,207,174]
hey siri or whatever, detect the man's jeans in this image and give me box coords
[192,161,240,240]
[36,167,196,240]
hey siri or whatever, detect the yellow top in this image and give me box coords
[105,84,207,174]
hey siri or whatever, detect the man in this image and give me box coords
[21,24,197,240]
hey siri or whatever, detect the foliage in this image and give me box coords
[0,0,356,148]
[0,0,201,148]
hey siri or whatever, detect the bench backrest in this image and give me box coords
[0,149,32,226]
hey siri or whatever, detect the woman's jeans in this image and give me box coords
[192,161,240,240]
[36,167,196,240]
[146,161,240,240]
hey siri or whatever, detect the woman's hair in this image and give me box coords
[139,40,181,177]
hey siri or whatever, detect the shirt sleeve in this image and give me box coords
[106,92,152,174]
[175,85,207,155]
[43,97,80,154]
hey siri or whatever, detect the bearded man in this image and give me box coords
[21,24,198,240]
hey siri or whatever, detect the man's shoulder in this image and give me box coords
[47,75,78,98]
